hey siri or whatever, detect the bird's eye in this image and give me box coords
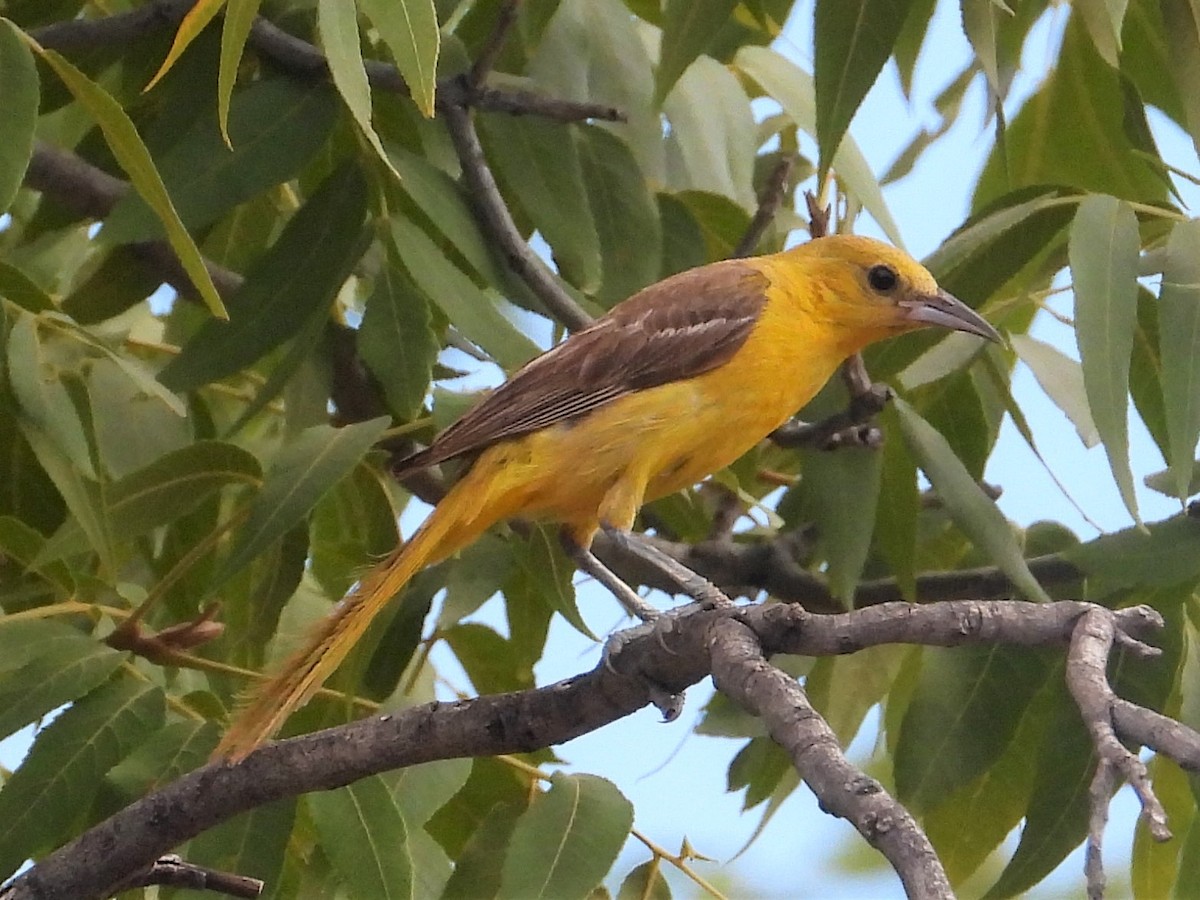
[868,264,899,293]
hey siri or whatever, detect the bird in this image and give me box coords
[215,234,1000,759]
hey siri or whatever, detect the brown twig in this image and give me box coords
[441,97,593,331]
[113,855,263,898]
[709,617,952,898]
[468,0,522,87]
[1065,607,1171,899]
[732,155,796,258]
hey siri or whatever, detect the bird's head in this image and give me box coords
[786,235,1000,346]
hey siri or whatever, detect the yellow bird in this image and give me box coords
[217,234,999,758]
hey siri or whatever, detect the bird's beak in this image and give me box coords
[898,289,1001,342]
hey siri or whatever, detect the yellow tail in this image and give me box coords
[216,465,504,760]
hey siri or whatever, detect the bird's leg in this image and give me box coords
[561,533,660,623]
[600,525,734,609]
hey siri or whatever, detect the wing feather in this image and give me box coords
[394,260,769,474]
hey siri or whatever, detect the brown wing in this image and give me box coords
[394,260,769,475]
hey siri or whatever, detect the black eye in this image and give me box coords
[868,264,898,293]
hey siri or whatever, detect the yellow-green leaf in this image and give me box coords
[217,0,264,146]
[360,0,440,117]
[145,0,229,92]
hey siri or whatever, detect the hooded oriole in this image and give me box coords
[217,234,999,758]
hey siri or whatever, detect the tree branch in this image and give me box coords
[441,97,593,331]
[111,855,262,898]
[709,617,952,899]
[6,600,1189,900]
[732,155,795,258]
[1065,607,1171,899]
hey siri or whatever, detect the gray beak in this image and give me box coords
[899,289,1001,342]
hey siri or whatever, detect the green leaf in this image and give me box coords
[105,440,262,538]
[103,79,340,243]
[478,114,601,293]
[6,310,95,478]
[1158,218,1200,501]
[106,720,219,797]
[894,644,1052,814]
[359,253,438,420]
[187,798,297,895]
[1076,0,1129,66]
[158,163,368,393]
[875,404,919,598]
[497,774,633,900]
[389,217,540,370]
[985,684,1093,899]
[311,462,400,599]
[799,446,881,604]
[813,0,912,180]
[805,645,908,746]
[618,860,672,900]
[444,623,534,695]
[654,0,739,105]
[1131,286,1171,460]
[961,0,1003,96]
[0,619,123,742]
[217,0,263,145]
[1070,194,1142,522]
[577,125,662,307]
[214,416,390,585]
[0,261,54,312]
[359,0,440,117]
[0,676,164,880]
[727,736,791,809]
[1132,753,1196,897]
[1145,461,1200,498]
[662,54,756,209]
[311,775,414,900]
[144,0,227,91]
[734,45,903,244]
[1010,333,1099,448]
[507,525,594,642]
[388,758,472,829]
[973,16,1166,208]
[34,50,225,319]
[319,0,402,179]
[441,801,523,900]
[0,18,38,214]
[894,398,1051,602]
[1063,514,1200,597]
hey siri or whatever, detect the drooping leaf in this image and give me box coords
[144,0,227,91]
[0,18,38,214]
[478,114,601,293]
[389,217,541,370]
[359,251,439,420]
[813,0,912,180]
[497,774,633,900]
[311,775,414,900]
[894,398,1051,602]
[799,445,881,604]
[158,162,369,392]
[1158,218,1200,501]
[319,0,401,178]
[895,644,1053,814]
[1069,194,1141,522]
[34,50,225,318]
[217,0,263,145]
[1063,514,1200,597]
[214,416,390,585]
[106,720,220,797]
[577,125,662,307]
[1010,333,1099,448]
[0,676,165,880]
[653,0,739,105]
[359,0,440,117]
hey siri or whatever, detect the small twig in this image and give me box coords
[708,618,952,899]
[1065,607,1172,899]
[115,854,263,898]
[468,0,521,87]
[732,155,795,258]
[441,97,593,331]
[769,383,892,451]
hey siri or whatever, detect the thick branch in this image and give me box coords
[7,600,1188,900]
[709,617,951,898]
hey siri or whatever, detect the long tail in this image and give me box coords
[215,467,503,760]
